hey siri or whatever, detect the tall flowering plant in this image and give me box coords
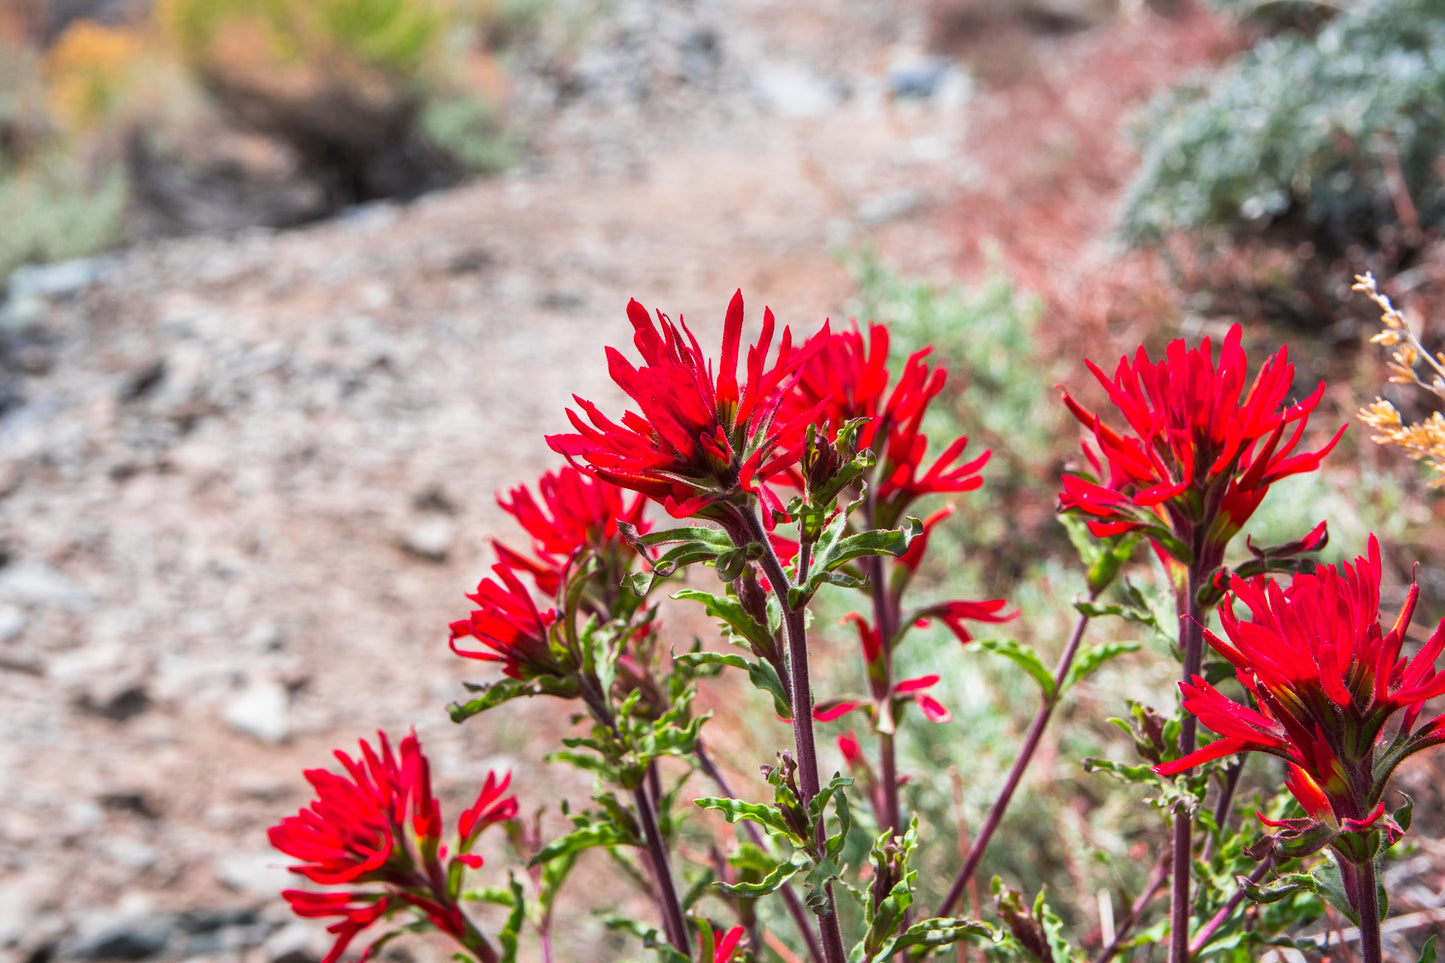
[1155,536,1445,962]
[265,285,1445,963]
[1059,324,1343,962]
[269,731,516,963]
[785,321,1012,840]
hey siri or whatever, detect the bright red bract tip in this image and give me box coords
[547,291,829,527]
[1155,536,1445,827]
[1060,324,1343,564]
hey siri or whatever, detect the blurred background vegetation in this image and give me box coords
[0,0,567,280]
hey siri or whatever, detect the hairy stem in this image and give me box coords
[457,915,502,963]
[1168,567,1205,963]
[633,778,691,958]
[865,555,904,837]
[695,743,825,963]
[937,601,1097,918]
[1342,858,1383,963]
[748,510,848,963]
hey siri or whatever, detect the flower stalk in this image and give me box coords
[937,601,1097,918]
[1168,563,1207,963]
[749,507,848,963]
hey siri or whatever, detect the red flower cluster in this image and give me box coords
[789,322,989,526]
[547,291,829,525]
[270,731,517,963]
[1060,325,1343,566]
[1156,537,1445,853]
[450,563,566,682]
[493,466,649,597]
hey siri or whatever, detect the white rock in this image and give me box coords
[224,679,290,745]
[0,604,24,642]
[401,517,454,563]
[214,852,293,898]
[0,561,93,611]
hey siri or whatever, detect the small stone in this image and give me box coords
[101,837,159,871]
[214,852,292,898]
[0,603,24,642]
[263,921,324,963]
[752,64,843,117]
[0,560,93,610]
[401,517,453,563]
[7,256,109,301]
[858,190,922,227]
[81,677,152,722]
[224,679,290,745]
[0,872,50,948]
[243,622,286,652]
[60,904,173,960]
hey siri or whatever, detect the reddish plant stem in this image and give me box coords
[457,915,502,963]
[1092,856,1169,963]
[633,779,692,958]
[866,554,903,838]
[1168,567,1206,963]
[581,677,690,959]
[1342,858,1383,963]
[747,509,848,963]
[936,599,1098,918]
[695,743,825,963]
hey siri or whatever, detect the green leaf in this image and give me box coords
[808,774,854,857]
[1310,854,1359,926]
[672,588,776,654]
[449,678,546,722]
[1239,872,1317,905]
[976,638,1056,700]
[497,874,526,963]
[1418,935,1438,963]
[872,918,994,961]
[619,523,738,591]
[601,916,692,963]
[674,650,792,719]
[695,795,799,843]
[529,822,637,866]
[718,851,810,897]
[1062,641,1140,692]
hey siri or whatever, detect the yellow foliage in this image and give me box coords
[45,20,149,131]
[158,0,447,82]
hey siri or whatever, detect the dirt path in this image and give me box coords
[0,2,1228,960]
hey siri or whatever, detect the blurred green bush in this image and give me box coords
[1122,0,1445,256]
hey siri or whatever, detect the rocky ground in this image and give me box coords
[0,1,1331,960]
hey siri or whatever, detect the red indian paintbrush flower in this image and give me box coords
[788,321,989,526]
[547,291,830,526]
[1155,537,1445,857]
[493,466,649,598]
[270,731,518,963]
[1060,324,1343,570]
[450,563,569,683]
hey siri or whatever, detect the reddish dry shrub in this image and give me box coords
[941,6,1244,355]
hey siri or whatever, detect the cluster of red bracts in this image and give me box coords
[268,732,516,963]
[1153,536,1445,863]
[1059,324,1343,572]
